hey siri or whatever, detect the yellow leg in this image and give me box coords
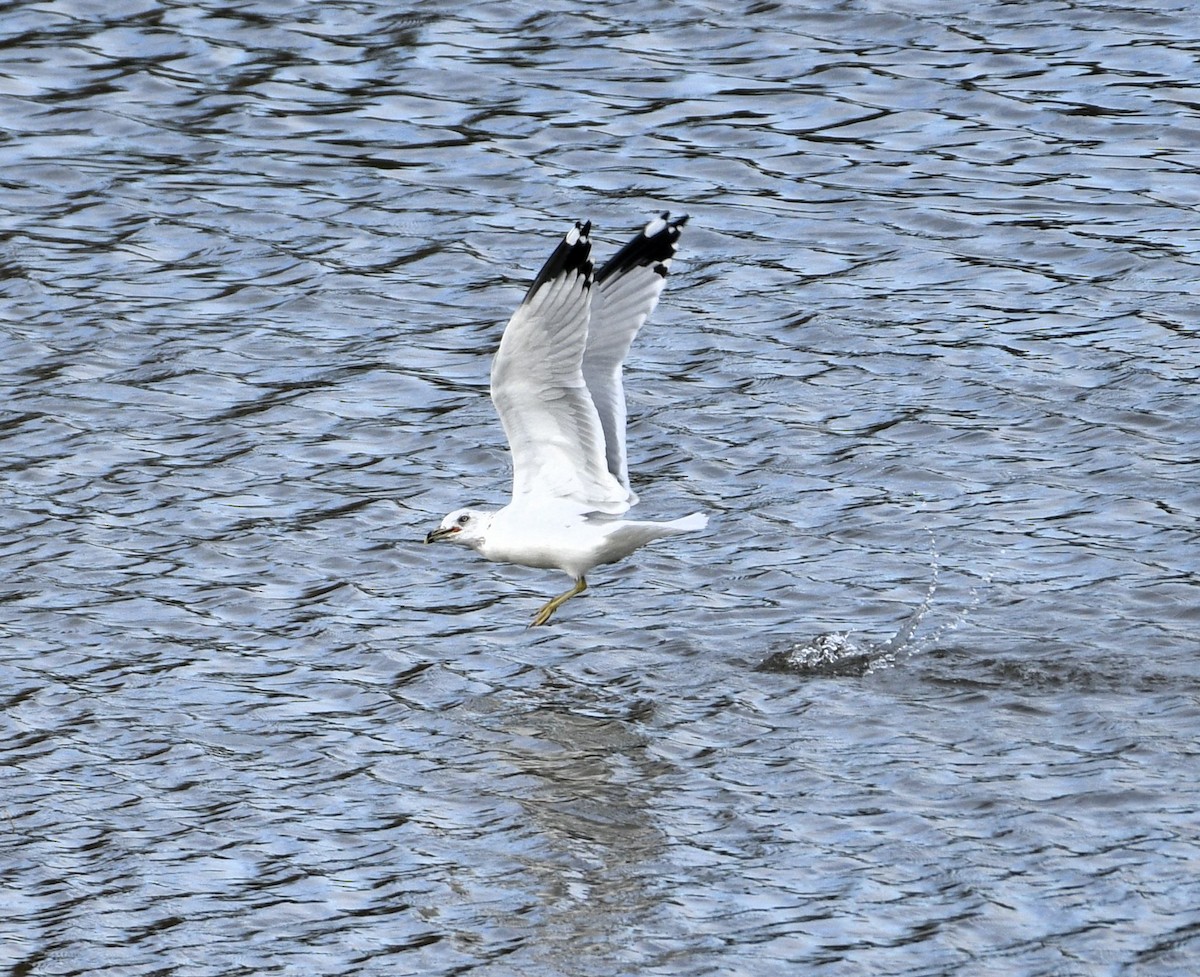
[529,577,587,627]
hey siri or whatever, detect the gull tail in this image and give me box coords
[600,511,708,564]
[665,512,708,534]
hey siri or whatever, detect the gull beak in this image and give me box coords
[424,526,458,544]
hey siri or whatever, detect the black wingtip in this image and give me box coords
[523,220,593,302]
[596,212,688,284]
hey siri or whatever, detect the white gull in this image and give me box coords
[425,214,706,626]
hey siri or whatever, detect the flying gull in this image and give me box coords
[425,214,706,626]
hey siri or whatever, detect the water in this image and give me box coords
[3,0,1198,974]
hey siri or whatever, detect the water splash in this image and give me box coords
[756,532,989,677]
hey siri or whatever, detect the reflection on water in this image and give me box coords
[3,1,1199,975]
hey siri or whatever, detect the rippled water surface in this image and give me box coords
[4,1,1198,974]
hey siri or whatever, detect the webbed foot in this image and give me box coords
[529,577,587,627]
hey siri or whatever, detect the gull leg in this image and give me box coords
[529,577,587,627]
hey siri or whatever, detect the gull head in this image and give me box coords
[424,508,492,548]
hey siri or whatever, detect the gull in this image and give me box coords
[425,214,706,626]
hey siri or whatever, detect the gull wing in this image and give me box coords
[583,213,688,503]
[490,221,631,513]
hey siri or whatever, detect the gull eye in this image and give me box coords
[457,514,470,526]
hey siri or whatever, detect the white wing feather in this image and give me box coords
[490,222,631,513]
[583,214,687,502]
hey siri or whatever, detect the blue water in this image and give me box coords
[3,1,1198,974]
